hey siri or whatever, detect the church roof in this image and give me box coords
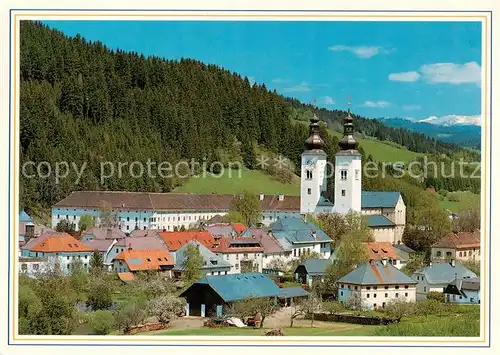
[361,191,401,208]
[365,215,395,227]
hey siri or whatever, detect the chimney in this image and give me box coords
[450,259,456,267]
[278,194,284,201]
[259,193,264,201]
[311,231,317,240]
[381,258,387,266]
[106,228,112,238]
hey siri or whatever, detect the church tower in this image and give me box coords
[300,114,328,214]
[334,107,362,214]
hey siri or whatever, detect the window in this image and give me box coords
[404,285,409,289]
[373,286,377,290]
[385,293,388,297]
[21,263,27,271]
[243,253,248,259]
[235,264,239,269]
[373,303,377,309]
[340,170,347,180]
[395,286,399,290]
[424,287,427,292]
[307,188,311,195]
[446,252,452,257]
[367,286,371,290]
[144,218,146,222]
[436,251,442,257]
[126,225,129,230]
[33,264,39,271]
[306,170,313,180]
[340,291,343,296]
[382,302,386,308]
[470,298,474,302]
[226,254,229,260]
[341,190,346,197]
[236,254,239,260]
[367,294,370,298]
[373,294,377,298]
[354,286,358,290]
[395,293,399,298]
[405,293,408,297]
[67,256,70,260]
[384,286,389,290]
[469,250,472,256]
[73,215,76,220]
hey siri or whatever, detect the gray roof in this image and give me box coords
[413,261,478,285]
[295,259,331,275]
[173,240,231,271]
[278,287,309,299]
[115,235,168,250]
[183,272,282,302]
[392,243,415,254]
[361,191,401,208]
[83,227,127,240]
[366,215,395,227]
[270,217,332,246]
[85,238,116,252]
[338,260,417,285]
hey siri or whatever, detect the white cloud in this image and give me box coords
[402,105,421,111]
[321,96,335,105]
[328,45,394,59]
[420,62,481,86]
[272,78,289,84]
[283,82,312,93]
[362,100,391,108]
[388,71,421,82]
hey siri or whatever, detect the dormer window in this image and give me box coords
[340,170,347,180]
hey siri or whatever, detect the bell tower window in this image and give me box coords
[340,170,347,180]
[306,170,313,180]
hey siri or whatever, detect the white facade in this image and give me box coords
[214,251,264,274]
[151,211,224,231]
[338,283,417,309]
[334,154,362,214]
[300,152,328,214]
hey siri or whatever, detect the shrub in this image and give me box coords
[415,299,449,316]
[426,291,445,303]
[438,189,449,197]
[321,301,346,315]
[383,300,416,320]
[90,310,115,335]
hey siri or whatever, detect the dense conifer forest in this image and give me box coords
[20,21,479,214]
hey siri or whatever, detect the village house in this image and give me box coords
[211,235,264,274]
[431,230,481,262]
[112,248,174,277]
[180,272,283,317]
[443,277,480,304]
[270,217,333,261]
[158,230,215,261]
[294,259,331,286]
[364,242,404,269]
[412,260,478,300]
[18,210,55,254]
[172,240,232,278]
[205,222,246,237]
[337,259,417,310]
[392,243,416,269]
[80,227,127,243]
[106,235,170,266]
[18,257,50,277]
[20,231,93,275]
[241,228,290,270]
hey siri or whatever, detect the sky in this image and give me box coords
[42,20,482,120]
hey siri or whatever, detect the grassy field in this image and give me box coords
[439,191,481,212]
[328,130,423,164]
[173,167,300,196]
[147,324,378,336]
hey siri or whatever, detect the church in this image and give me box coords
[50,111,405,243]
[298,110,406,242]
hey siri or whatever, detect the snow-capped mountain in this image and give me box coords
[416,115,481,127]
[375,116,481,149]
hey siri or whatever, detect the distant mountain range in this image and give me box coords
[376,116,481,149]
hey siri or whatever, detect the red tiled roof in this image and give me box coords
[54,191,301,212]
[363,242,402,261]
[117,272,135,282]
[159,230,215,251]
[114,249,174,271]
[432,230,481,249]
[28,233,92,253]
[211,235,264,253]
[230,223,246,234]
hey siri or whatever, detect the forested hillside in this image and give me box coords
[20,21,477,218]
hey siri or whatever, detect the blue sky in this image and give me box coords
[42,20,482,119]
